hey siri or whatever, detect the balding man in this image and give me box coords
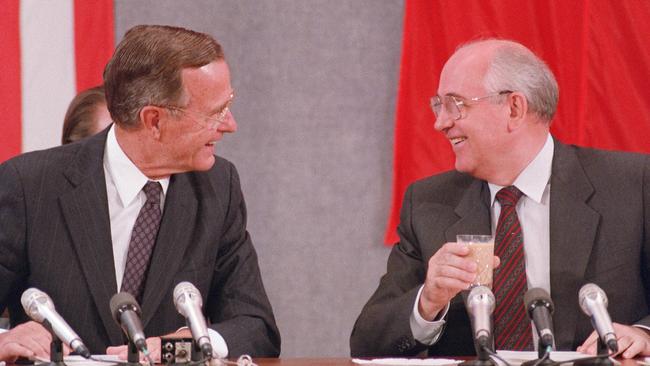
[351,39,650,358]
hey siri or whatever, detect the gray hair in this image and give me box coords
[458,39,560,122]
[465,40,559,122]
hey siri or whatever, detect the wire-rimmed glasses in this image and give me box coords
[160,92,234,129]
[430,90,512,121]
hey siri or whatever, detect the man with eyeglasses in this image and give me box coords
[0,25,280,361]
[351,39,650,358]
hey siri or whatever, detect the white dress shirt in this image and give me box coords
[104,125,228,357]
[411,134,554,345]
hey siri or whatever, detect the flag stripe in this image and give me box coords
[20,0,77,153]
[0,0,22,162]
[74,0,114,92]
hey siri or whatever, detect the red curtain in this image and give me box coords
[385,0,650,244]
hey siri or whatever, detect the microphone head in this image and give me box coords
[579,283,608,316]
[466,285,495,314]
[109,292,141,323]
[173,282,203,311]
[524,287,554,316]
[21,288,54,322]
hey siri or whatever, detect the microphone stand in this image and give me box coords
[574,338,614,366]
[521,340,556,366]
[190,340,203,362]
[460,336,496,366]
[111,340,142,366]
[127,340,141,366]
[39,320,67,366]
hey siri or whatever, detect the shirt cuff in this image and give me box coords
[207,328,228,358]
[174,326,228,358]
[409,285,449,345]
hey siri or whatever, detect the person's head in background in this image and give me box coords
[61,85,113,144]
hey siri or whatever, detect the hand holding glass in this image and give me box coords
[457,234,494,288]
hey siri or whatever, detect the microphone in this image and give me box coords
[524,288,555,350]
[579,283,618,353]
[173,282,213,358]
[465,286,495,348]
[21,288,91,358]
[109,292,147,352]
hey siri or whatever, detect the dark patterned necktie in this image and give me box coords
[121,181,163,301]
[492,186,533,350]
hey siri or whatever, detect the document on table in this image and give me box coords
[34,355,121,366]
[352,358,461,365]
[495,350,610,365]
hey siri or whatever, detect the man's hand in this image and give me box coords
[577,323,650,358]
[0,321,58,362]
[418,242,500,321]
[106,328,192,362]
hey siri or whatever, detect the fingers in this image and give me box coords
[0,321,52,361]
[578,323,650,359]
[612,323,650,359]
[106,337,162,362]
[493,255,501,269]
[419,242,477,319]
[106,345,128,360]
[0,341,35,362]
[576,330,599,354]
[428,242,476,285]
[144,337,161,363]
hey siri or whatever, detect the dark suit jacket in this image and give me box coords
[0,129,280,356]
[350,140,650,357]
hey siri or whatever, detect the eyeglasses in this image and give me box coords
[160,92,234,129]
[430,90,512,121]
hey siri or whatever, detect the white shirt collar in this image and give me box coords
[104,125,170,207]
[488,134,554,204]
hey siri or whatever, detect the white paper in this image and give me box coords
[352,358,461,365]
[35,355,121,366]
[495,350,599,366]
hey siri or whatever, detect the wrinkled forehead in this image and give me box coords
[438,44,493,96]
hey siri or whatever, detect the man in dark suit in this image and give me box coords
[351,39,650,358]
[0,25,280,361]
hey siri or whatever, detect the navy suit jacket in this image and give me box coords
[0,128,280,356]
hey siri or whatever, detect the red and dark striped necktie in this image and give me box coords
[492,186,533,350]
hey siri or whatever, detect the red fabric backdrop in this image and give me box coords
[385,0,650,244]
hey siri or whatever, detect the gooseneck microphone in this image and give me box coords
[579,283,618,353]
[109,292,148,352]
[173,282,213,358]
[21,288,92,358]
[524,288,555,350]
[465,286,495,348]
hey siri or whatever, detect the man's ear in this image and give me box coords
[507,92,528,131]
[140,106,163,140]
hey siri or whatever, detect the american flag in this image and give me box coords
[0,0,113,162]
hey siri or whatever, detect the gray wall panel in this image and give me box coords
[115,0,403,356]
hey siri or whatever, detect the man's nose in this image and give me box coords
[218,111,237,133]
[433,112,454,132]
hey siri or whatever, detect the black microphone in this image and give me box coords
[109,292,147,352]
[465,286,495,348]
[21,288,92,358]
[524,287,555,350]
[173,282,213,358]
[579,283,618,353]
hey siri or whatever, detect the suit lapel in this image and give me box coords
[58,131,125,345]
[140,172,198,327]
[445,179,492,242]
[549,140,599,347]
